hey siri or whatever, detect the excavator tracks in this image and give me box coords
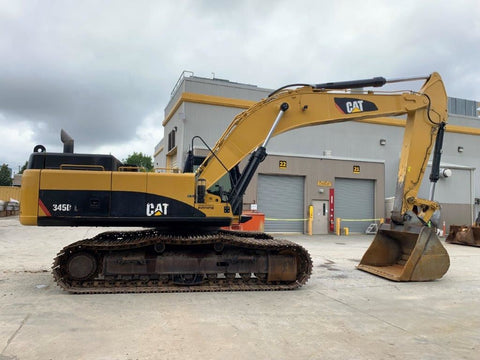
[52,229,312,294]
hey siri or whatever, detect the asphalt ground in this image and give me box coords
[0,216,479,360]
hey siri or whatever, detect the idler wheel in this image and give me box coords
[66,252,98,280]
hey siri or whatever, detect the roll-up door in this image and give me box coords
[335,178,374,233]
[257,175,304,232]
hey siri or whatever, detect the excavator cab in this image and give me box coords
[184,147,243,214]
[358,223,450,281]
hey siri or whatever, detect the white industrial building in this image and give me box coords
[154,72,480,234]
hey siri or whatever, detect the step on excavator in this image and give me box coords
[20,72,450,293]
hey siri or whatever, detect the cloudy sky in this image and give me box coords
[1,0,479,173]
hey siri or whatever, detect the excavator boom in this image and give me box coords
[197,74,444,190]
[195,72,450,282]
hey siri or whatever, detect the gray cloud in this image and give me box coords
[0,0,479,172]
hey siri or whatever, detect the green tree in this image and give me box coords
[123,152,154,171]
[19,161,28,174]
[0,164,12,186]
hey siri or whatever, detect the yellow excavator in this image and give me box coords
[20,72,450,293]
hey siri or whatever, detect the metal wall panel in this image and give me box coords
[418,166,473,204]
[257,175,304,232]
[448,97,478,116]
[335,178,374,233]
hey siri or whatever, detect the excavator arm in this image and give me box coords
[197,72,448,225]
[195,72,450,282]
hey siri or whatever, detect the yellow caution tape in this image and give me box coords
[339,218,383,222]
[265,218,308,222]
[265,218,382,222]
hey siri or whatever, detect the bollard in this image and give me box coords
[343,227,349,236]
[336,218,341,236]
[308,205,313,236]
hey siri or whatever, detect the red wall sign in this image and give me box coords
[329,188,335,232]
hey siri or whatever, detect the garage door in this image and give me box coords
[257,175,304,232]
[335,178,374,233]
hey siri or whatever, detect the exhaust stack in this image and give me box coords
[61,129,74,153]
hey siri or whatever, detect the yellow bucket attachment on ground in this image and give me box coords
[446,225,480,247]
[357,223,450,281]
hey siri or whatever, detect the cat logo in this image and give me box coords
[146,203,169,216]
[334,97,378,114]
[346,100,364,113]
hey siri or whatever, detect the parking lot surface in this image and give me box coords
[0,216,479,359]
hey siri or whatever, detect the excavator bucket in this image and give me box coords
[357,223,450,281]
[446,225,480,247]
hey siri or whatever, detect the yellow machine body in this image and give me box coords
[21,169,231,228]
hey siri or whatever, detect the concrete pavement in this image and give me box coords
[0,216,479,359]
